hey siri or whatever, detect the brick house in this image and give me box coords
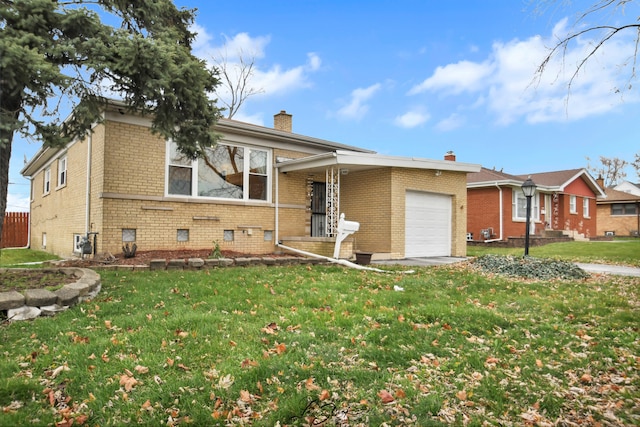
[467,167,605,242]
[596,184,640,237]
[21,101,480,260]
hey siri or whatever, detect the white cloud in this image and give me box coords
[394,110,430,128]
[435,113,465,132]
[408,60,494,95]
[410,18,640,124]
[336,83,381,120]
[190,27,321,109]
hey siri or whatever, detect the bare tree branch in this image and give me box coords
[212,49,264,118]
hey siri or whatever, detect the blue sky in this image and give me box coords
[7,0,640,211]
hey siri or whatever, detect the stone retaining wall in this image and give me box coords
[0,268,101,321]
[88,256,325,271]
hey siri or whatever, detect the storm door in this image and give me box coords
[311,182,326,237]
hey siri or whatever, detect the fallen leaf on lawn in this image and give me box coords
[397,314,405,322]
[395,388,406,399]
[101,353,110,363]
[141,400,153,411]
[229,340,237,347]
[218,374,234,389]
[536,359,543,368]
[241,358,258,369]
[49,364,70,379]
[119,373,139,392]
[175,330,189,339]
[75,414,88,424]
[135,365,149,374]
[166,358,174,367]
[377,389,395,404]
[275,343,286,354]
[580,373,592,383]
[456,390,467,401]
[104,320,112,329]
[319,389,330,401]
[239,390,253,403]
[177,363,190,371]
[485,357,499,365]
[305,377,320,391]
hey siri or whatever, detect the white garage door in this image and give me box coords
[405,191,452,257]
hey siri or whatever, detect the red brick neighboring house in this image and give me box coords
[467,168,605,242]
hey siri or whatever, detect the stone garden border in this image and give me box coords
[0,268,101,321]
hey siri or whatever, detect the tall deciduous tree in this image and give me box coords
[0,0,222,240]
[534,0,640,95]
[213,49,264,119]
[586,155,629,186]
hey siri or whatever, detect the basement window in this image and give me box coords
[264,230,273,241]
[177,229,189,242]
[122,229,136,242]
[223,230,234,242]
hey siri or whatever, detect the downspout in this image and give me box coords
[85,132,92,234]
[483,182,503,242]
[276,242,412,273]
[275,164,280,249]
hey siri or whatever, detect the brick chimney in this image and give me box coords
[274,110,292,132]
[444,151,456,161]
[596,175,605,189]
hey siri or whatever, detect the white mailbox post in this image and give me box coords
[333,213,360,259]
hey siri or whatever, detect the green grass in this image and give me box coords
[0,248,59,267]
[1,264,638,426]
[467,238,640,266]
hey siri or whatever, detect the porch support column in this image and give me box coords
[326,167,340,237]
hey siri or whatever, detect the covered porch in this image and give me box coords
[274,150,480,260]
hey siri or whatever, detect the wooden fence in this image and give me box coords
[1,212,29,248]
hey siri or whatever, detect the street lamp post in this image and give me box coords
[521,178,537,257]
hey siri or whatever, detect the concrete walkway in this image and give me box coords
[375,257,640,277]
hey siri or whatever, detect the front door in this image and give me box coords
[311,182,326,237]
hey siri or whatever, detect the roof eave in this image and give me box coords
[276,150,481,173]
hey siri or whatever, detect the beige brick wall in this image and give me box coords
[340,169,392,253]
[597,205,639,236]
[99,198,278,254]
[29,136,91,257]
[341,168,468,259]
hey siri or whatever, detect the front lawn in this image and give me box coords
[467,238,640,266]
[1,264,638,426]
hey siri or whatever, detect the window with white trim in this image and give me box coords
[167,141,270,201]
[512,190,540,221]
[58,156,67,187]
[583,198,589,218]
[43,168,51,194]
[570,195,577,214]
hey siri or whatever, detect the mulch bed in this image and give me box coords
[56,249,298,268]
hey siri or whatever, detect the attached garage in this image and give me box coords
[405,190,452,257]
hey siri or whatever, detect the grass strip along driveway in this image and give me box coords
[1,261,638,426]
